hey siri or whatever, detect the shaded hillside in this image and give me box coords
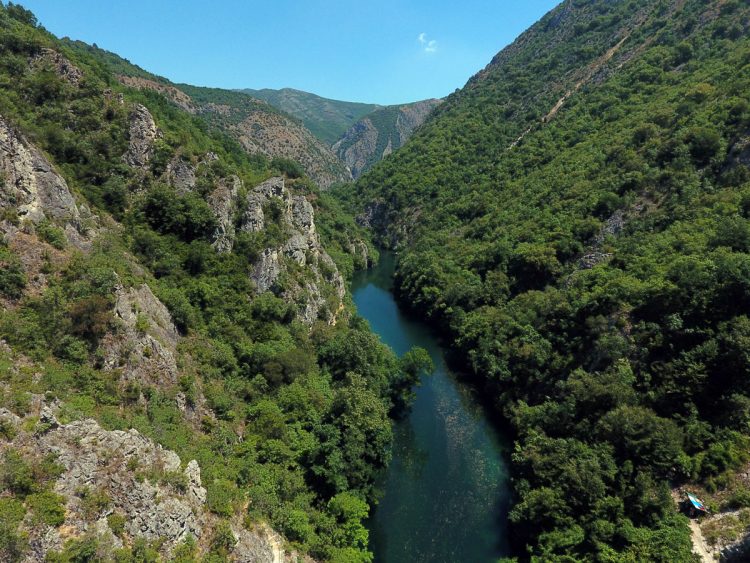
[333,98,442,179]
[63,41,352,189]
[0,4,427,561]
[240,88,380,145]
[340,0,750,560]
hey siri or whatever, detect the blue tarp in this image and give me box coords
[687,492,708,512]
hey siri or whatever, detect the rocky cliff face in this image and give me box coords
[0,114,93,254]
[208,174,241,253]
[333,99,442,179]
[101,282,180,388]
[0,116,80,227]
[241,177,345,324]
[123,104,161,170]
[30,48,83,87]
[0,407,307,562]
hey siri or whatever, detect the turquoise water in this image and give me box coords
[352,252,511,563]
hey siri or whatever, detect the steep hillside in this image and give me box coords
[63,42,352,189]
[239,88,380,146]
[340,0,750,560]
[178,85,352,189]
[0,4,427,562]
[333,99,443,179]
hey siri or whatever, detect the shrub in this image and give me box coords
[27,491,65,526]
[172,535,198,562]
[161,470,189,493]
[685,126,722,166]
[76,486,110,519]
[142,187,217,242]
[271,157,305,179]
[206,480,237,517]
[68,296,111,343]
[0,249,26,299]
[36,220,66,250]
[107,512,126,538]
[210,520,236,557]
[0,450,34,497]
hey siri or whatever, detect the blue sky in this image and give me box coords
[19,0,560,105]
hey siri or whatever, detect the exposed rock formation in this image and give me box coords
[208,174,241,252]
[1,410,306,562]
[165,157,197,193]
[101,283,180,387]
[334,119,378,179]
[30,48,83,86]
[333,99,442,179]
[123,104,160,169]
[0,115,80,227]
[241,177,345,324]
[117,75,197,113]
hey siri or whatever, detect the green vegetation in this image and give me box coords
[0,3,424,561]
[339,0,750,560]
[240,88,380,145]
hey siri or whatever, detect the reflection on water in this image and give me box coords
[352,252,511,563]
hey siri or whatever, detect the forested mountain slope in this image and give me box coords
[64,41,352,189]
[239,88,380,146]
[340,0,750,560]
[0,4,429,561]
[333,98,443,179]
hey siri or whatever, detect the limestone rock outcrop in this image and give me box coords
[30,48,83,86]
[1,410,305,562]
[241,177,345,324]
[208,174,242,252]
[0,115,80,227]
[165,157,197,193]
[124,104,160,169]
[101,282,180,386]
[117,75,197,114]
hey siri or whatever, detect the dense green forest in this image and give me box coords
[0,3,431,561]
[338,0,750,560]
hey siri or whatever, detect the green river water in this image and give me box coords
[352,252,511,563]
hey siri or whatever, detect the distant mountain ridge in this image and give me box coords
[239,87,381,145]
[241,88,443,178]
[333,99,443,179]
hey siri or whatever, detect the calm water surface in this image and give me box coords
[352,252,511,563]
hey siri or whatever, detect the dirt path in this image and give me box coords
[689,519,714,563]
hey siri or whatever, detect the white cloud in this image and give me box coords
[418,32,438,54]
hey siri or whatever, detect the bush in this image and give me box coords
[36,220,66,250]
[27,491,65,526]
[210,521,236,557]
[0,248,26,299]
[142,186,218,242]
[107,512,126,538]
[68,296,111,343]
[76,486,110,519]
[0,450,34,497]
[206,480,237,517]
[172,535,198,562]
[271,157,305,179]
[686,126,722,166]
